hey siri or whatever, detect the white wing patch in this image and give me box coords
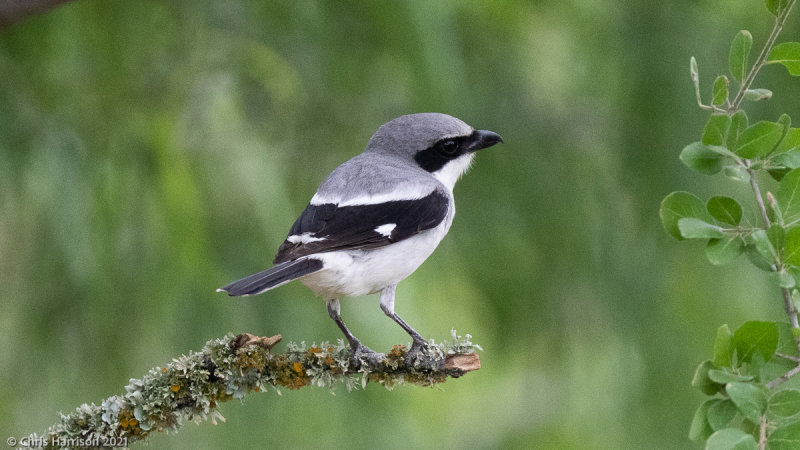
[374,223,397,237]
[310,184,434,207]
[287,232,327,244]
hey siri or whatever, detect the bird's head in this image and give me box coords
[365,113,503,190]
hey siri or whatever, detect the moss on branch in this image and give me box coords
[31,331,481,449]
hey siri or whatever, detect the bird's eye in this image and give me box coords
[439,140,458,155]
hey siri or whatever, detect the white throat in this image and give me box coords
[432,153,475,192]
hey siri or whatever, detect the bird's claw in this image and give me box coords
[404,338,428,367]
[349,341,381,369]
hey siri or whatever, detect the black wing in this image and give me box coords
[273,189,450,264]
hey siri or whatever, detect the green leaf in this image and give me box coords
[707,237,744,265]
[703,115,732,146]
[777,113,792,143]
[751,229,778,263]
[773,149,800,170]
[724,165,751,183]
[776,322,800,357]
[770,168,792,181]
[768,224,786,251]
[726,382,767,424]
[774,128,800,155]
[772,148,800,181]
[769,269,796,288]
[778,168,800,224]
[766,0,791,16]
[707,196,743,225]
[771,192,787,227]
[792,268,800,292]
[762,324,800,384]
[660,191,711,240]
[693,360,721,395]
[769,115,794,172]
[783,226,800,265]
[767,42,800,76]
[678,217,724,239]
[749,352,768,382]
[769,422,800,450]
[728,110,749,150]
[712,75,730,106]
[734,121,784,158]
[733,320,778,363]
[708,369,754,383]
[714,324,734,367]
[743,88,772,101]
[708,399,739,431]
[689,399,714,441]
[729,30,753,82]
[680,142,727,174]
[746,244,775,271]
[769,389,800,417]
[706,427,757,450]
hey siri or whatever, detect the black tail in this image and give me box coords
[217,258,324,296]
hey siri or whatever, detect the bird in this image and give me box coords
[218,112,502,362]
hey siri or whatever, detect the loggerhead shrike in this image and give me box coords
[218,113,502,361]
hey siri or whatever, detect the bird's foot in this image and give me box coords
[348,340,382,370]
[404,337,429,367]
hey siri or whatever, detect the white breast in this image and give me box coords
[299,197,456,299]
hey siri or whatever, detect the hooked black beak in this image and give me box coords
[467,129,504,152]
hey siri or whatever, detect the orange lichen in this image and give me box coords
[388,345,406,358]
[117,410,142,436]
[269,355,309,390]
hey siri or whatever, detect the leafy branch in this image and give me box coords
[28,332,480,449]
[661,0,800,448]
[693,0,799,114]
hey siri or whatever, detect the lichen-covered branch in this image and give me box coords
[29,331,481,449]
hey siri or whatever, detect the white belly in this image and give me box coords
[299,204,454,299]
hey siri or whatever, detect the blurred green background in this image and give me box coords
[1,0,799,448]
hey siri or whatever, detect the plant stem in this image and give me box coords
[758,415,767,450]
[776,352,800,362]
[747,165,771,227]
[736,4,800,376]
[767,364,800,389]
[729,0,798,112]
[747,164,800,364]
[782,288,800,329]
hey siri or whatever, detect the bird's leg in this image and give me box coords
[379,285,427,364]
[326,298,378,367]
[326,298,362,349]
